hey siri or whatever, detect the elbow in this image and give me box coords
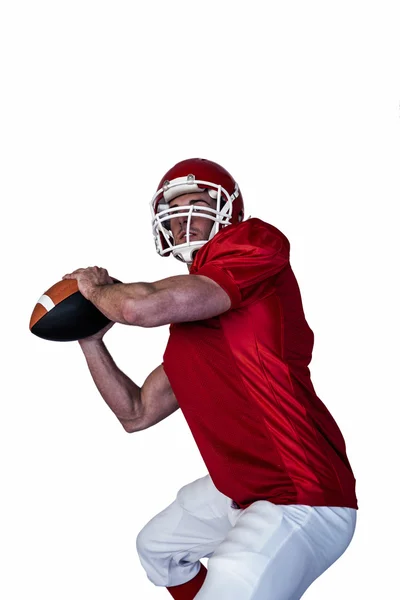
[120,282,160,327]
[120,418,145,433]
[121,420,136,433]
[121,298,139,326]
[121,296,162,328]
[119,403,147,433]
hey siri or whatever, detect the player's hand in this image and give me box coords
[62,266,114,300]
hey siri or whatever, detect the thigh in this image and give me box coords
[174,474,236,559]
[194,502,356,600]
[137,474,234,567]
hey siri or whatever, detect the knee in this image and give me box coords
[136,519,162,565]
[136,522,169,586]
[135,522,150,560]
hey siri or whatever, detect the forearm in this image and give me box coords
[86,281,156,324]
[82,273,230,328]
[79,338,143,426]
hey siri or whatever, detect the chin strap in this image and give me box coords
[172,241,206,264]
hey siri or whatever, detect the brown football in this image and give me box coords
[29,279,111,342]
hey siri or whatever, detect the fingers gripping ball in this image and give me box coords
[29,279,111,342]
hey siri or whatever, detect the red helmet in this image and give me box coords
[150,158,244,263]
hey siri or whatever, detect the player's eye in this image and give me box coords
[192,201,209,212]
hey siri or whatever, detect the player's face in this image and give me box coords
[168,191,217,245]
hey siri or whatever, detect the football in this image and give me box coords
[29,279,111,342]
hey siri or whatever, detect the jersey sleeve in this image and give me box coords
[190,218,290,309]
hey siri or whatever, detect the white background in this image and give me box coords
[1,1,399,598]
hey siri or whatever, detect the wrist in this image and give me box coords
[79,337,104,350]
[81,282,99,303]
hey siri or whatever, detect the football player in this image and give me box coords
[63,158,358,600]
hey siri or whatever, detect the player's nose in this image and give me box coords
[177,212,188,228]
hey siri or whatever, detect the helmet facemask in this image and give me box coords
[151,176,239,263]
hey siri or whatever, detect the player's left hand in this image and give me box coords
[62,266,115,300]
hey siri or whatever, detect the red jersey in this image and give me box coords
[162,218,358,509]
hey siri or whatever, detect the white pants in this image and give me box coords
[136,474,357,600]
